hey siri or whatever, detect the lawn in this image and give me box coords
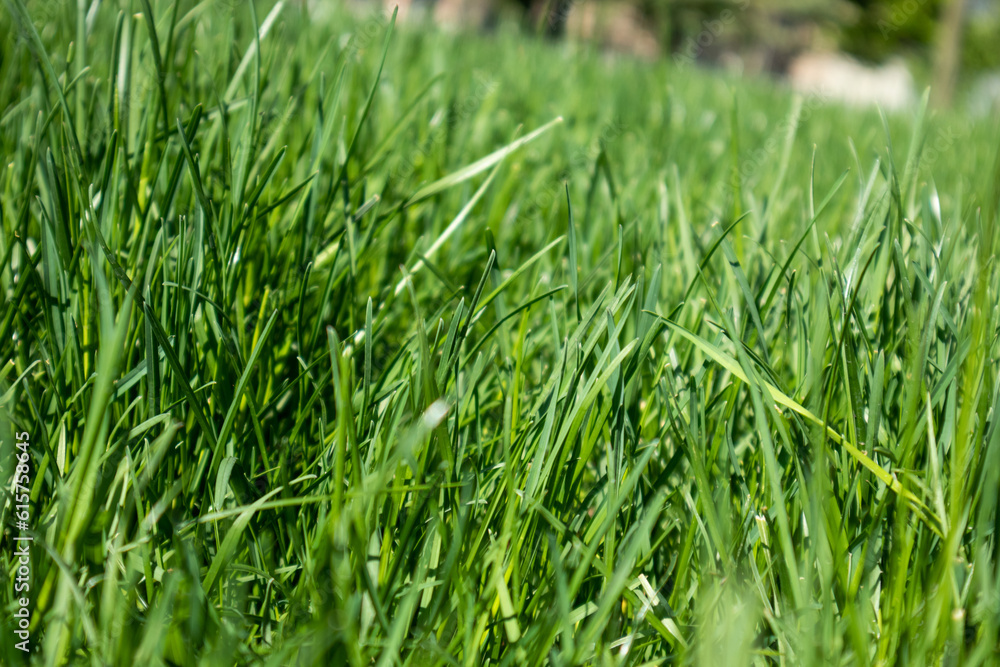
[1,0,999,664]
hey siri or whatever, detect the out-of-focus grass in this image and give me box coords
[1,1,998,664]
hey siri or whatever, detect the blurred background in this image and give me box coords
[327,0,1000,113]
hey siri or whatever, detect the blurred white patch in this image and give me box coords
[423,399,449,429]
[789,53,916,112]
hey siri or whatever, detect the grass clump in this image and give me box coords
[1,1,999,664]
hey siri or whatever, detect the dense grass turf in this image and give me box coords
[2,0,1000,664]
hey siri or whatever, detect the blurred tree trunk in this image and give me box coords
[932,0,968,107]
[530,0,573,36]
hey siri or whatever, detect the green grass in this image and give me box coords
[1,0,999,664]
